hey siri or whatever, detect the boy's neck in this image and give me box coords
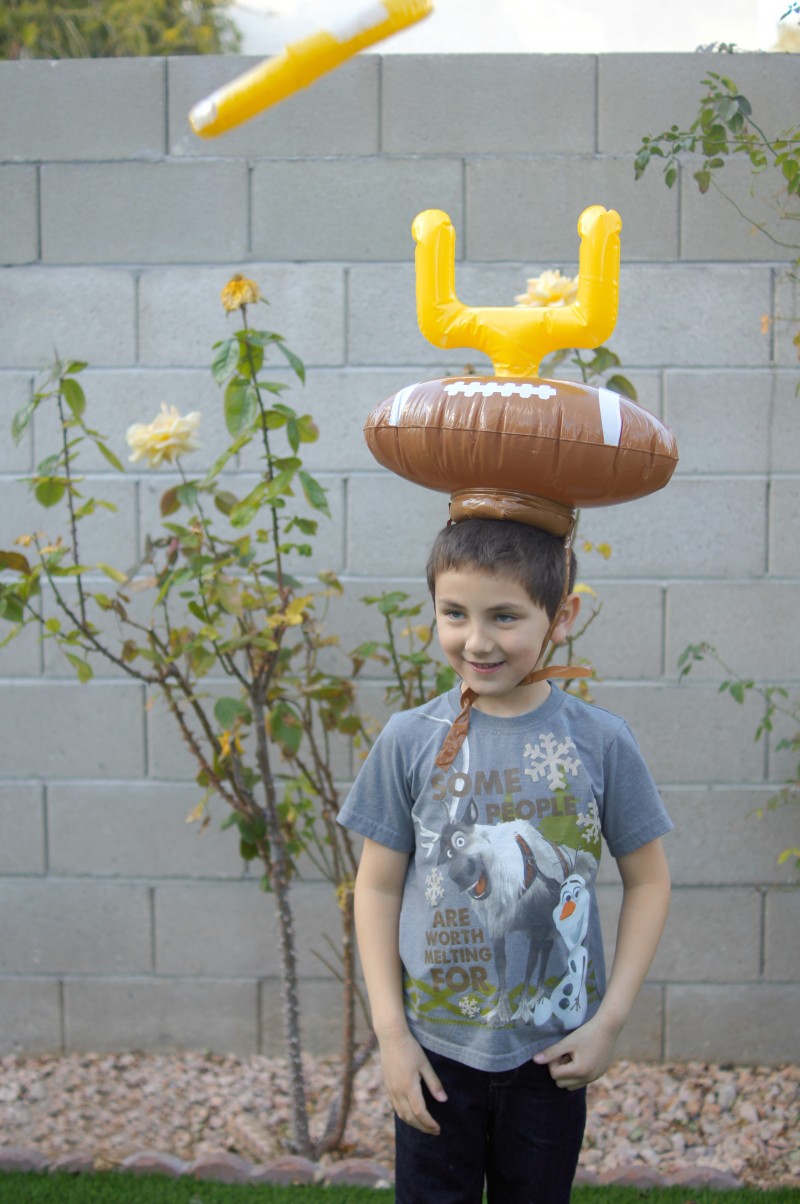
[468,676,552,718]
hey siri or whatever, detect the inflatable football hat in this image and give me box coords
[364,206,678,767]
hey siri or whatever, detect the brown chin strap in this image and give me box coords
[434,519,592,771]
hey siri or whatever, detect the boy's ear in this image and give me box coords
[551,593,581,645]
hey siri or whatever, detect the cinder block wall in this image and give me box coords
[1,53,798,1064]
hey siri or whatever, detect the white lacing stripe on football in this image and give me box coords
[598,388,623,446]
[388,383,418,426]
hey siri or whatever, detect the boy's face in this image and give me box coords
[434,567,572,716]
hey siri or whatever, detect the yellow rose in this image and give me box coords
[221,274,261,312]
[126,403,201,468]
[515,269,579,309]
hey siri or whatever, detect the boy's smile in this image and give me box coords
[433,568,579,717]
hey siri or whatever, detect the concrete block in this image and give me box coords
[0,373,34,472]
[598,53,800,155]
[568,583,664,681]
[665,370,770,475]
[251,158,463,261]
[769,480,800,576]
[168,55,379,157]
[667,583,800,681]
[665,983,799,1063]
[260,975,369,1057]
[64,977,258,1054]
[382,54,595,154]
[466,157,678,262]
[614,264,772,368]
[347,473,447,576]
[681,157,797,262]
[0,881,151,973]
[41,580,153,680]
[662,788,800,887]
[0,167,38,265]
[773,269,798,367]
[144,677,230,782]
[138,264,345,368]
[1,474,138,568]
[0,784,45,874]
[767,688,799,786]
[653,886,762,982]
[0,978,62,1054]
[0,268,136,369]
[41,163,249,265]
[771,371,800,474]
[0,603,41,679]
[0,59,166,161]
[347,260,548,369]
[238,367,437,476]
[0,681,146,778]
[591,682,765,785]
[138,468,345,572]
[320,575,436,682]
[578,478,767,580]
[33,368,235,476]
[614,984,664,1061]
[154,879,341,977]
[48,782,246,879]
[765,887,800,982]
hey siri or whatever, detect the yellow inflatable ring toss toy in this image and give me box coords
[189,0,434,138]
[364,207,678,534]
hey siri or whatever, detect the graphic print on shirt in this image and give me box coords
[410,728,601,1032]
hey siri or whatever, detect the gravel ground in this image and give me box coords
[0,1052,797,1188]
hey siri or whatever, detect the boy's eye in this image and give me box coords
[495,613,516,623]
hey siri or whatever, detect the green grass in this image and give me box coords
[1,1176,798,1204]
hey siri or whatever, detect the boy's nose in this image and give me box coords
[464,625,493,656]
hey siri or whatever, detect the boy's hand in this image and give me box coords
[533,1013,619,1090]
[379,1028,448,1134]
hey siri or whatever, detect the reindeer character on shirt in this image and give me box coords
[437,797,596,1027]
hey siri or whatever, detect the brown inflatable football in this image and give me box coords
[364,376,678,536]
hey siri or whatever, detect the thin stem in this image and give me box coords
[56,388,87,627]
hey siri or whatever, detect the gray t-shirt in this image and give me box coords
[339,684,672,1072]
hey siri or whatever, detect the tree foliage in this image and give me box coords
[1,0,240,59]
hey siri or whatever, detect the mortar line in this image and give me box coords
[35,163,43,262]
[41,782,50,874]
[593,54,600,156]
[58,978,66,1051]
[163,57,170,157]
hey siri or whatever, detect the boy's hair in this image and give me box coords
[426,519,577,620]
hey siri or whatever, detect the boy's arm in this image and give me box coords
[534,835,671,1090]
[355,837,448,1133]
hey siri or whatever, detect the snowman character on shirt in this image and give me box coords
[533,873,591,1030]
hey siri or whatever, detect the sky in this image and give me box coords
[229,0,797,56]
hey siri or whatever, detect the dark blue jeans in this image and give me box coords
[394,1048,586,1204]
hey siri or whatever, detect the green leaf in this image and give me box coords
[34,479,66,507]
[604,374,638,401]
[0,591,25,624]
[95,440,125,472]
[224,379,259,437]
[214,697,252,728]
[97,562,129,585]
[664,165,677,189]
[214,490,239,516]
[211,338,240,384]
[61,377,86,419]
[12,399,37,445]
[276,340,306,383]
[65,652,93,683]
[0,551,31,574]
[694,169,712,194]
[160,487,181,517]
[298,470,329,516]
[176,482,198,509]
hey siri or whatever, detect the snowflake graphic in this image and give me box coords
[576,798,601,845]
[424,867,446,907]
[523,733,581,791]
[459,996,481,1018]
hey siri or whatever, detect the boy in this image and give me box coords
[338,519,672,1203]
